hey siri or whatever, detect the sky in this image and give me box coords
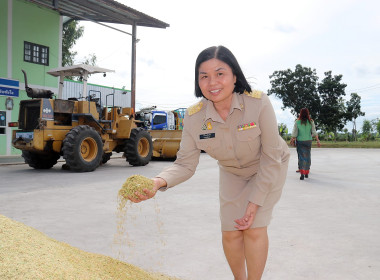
[73,0,380,132]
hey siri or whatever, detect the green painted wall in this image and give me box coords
[13,0,60,86]
[0,1,7,78]
[0,96,22,155]
[0,140,6,155]
[0,0,10,153]
[0,0,61,155]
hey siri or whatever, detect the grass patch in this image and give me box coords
[287,140,380,148]
[316,141,380,148]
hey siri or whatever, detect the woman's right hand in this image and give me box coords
[290,138,296,147]
[128,177,167,203]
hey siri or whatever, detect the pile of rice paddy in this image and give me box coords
[0,215,178,280]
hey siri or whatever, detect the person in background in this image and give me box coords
[128,45,290,280]
[290,108,321,180]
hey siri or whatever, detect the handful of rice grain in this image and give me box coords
[119,175,154,201]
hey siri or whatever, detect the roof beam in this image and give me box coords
[25,0,169,28]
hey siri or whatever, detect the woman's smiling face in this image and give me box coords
[198,58,236,106]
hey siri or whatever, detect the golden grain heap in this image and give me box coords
[0,215,179,280]
[118,175,154,203]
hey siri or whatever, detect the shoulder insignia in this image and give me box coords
[188,101,203,116]
[244,90,262,99]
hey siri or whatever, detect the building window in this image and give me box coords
[24,41,49,66]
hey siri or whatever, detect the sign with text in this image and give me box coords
[0,78,19,97]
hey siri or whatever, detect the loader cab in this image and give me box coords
[47,65,116,125]
[47,64,115,101]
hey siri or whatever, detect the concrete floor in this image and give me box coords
[0,148,379,280]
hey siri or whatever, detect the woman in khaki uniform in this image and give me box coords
[129,46,290,280]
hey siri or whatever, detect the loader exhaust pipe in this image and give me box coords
[21,70,54,99]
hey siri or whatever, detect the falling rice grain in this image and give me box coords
[114,174,166,268]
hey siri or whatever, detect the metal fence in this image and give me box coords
[62,79,131,108]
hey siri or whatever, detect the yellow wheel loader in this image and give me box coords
[9,65,153,172]
[136,107,185,159]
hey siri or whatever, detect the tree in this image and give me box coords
[62,20,84,67]
[268,65,321,123]
[361,119,373,141]
[317,71,347,137]
[76,53,98,81]
[278,123,288,140]
[83,53,97,66]
[345,93,365,141]
[268,65,358,138]
[342,128,349,141]
[62,20,98,81]
[371,118,380,137]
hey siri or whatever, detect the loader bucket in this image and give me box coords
[149,130,182,159]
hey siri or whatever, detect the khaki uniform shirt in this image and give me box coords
[157,92,290,207]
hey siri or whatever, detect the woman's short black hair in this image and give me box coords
[194,45,251,98]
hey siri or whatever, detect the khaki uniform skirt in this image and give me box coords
[219,157,289,231]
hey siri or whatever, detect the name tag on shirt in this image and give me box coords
[200,133,215,139]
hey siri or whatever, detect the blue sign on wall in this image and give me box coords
[0,78,19,97]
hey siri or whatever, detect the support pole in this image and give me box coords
[131,22,137,116]
[82,71,89,99]
[58,75,64,99]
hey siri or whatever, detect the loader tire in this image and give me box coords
[124,128,153,166]
[22,151,60,169]
[101,152,112,164]
[62,125,103,172]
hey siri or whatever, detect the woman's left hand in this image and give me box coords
[127,178,165,203]
[234,202,260,230]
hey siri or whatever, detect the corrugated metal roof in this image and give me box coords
[25,0,169,29]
